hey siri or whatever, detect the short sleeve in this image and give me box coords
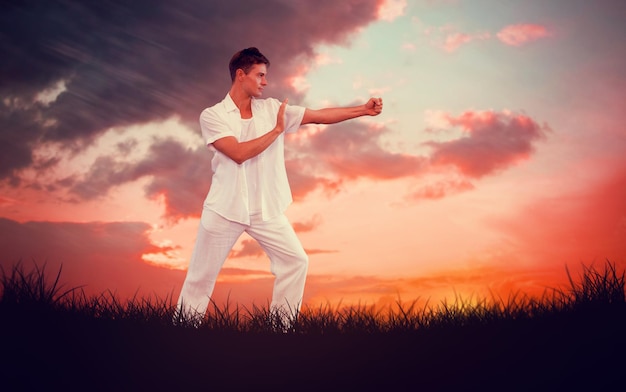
[199,108,235,146]
[284,104,305,134]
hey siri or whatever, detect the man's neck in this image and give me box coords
[228,87,253,118]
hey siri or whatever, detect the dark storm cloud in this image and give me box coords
[1,0,380,180]
[65,138,213,221]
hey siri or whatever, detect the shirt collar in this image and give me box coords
[224,93,238,113]
[224,93,258,113]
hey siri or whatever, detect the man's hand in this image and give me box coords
[275,98,288,133]
[365,97,383,116]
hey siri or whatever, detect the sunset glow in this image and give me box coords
[1,0,624,310]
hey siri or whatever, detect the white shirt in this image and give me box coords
[199,93,305,224]
[240,118,261,214]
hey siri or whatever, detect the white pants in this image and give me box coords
[176,209,309,318]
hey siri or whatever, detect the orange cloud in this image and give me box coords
[492,168,626,269]
[0,218,182,299]
[292,214,323,233]
[497,24,551,46]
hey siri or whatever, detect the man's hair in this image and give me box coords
[229,47,270,82]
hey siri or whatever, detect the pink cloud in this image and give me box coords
[287,122,426,188]
[497,24,551,46]
[443,31,490,52]
[425,22,550,52]
[407,178,475,201]
[426,110,548,178]
[377,0,407,22]
[56,107,549,222]
[285,110,548,202]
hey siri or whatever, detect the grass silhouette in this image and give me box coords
[1,260,625,391]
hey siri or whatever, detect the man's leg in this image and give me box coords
[246,214,309,319]
[176,209,245,319]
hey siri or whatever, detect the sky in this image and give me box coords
[1,0,625,310]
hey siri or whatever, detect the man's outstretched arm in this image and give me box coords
[301,97,383,125]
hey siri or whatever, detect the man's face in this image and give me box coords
[241,63,268,98]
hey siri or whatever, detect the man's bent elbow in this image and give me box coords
[228,153,246,165]
[212,139,248,164]
[230,149,256,165]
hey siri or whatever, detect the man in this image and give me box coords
[176,47,382,323]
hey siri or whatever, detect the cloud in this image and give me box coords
[48,107,548,217]
[0,218,183,299]
[141,141,214,222]
[421,22,549,53]
[285,109,547,202]
[230,239,265,259]
[406,178,475,201]
[63,138,213,222]
[285,160,343,201]
[0,214,591,310]
[377,0,408,22]
[1,2,552,217]
[286,122,426,198]
[426,110,548,178]
[1,1,380,182]
[419,22,490,53]
[229,215,332,259]
[0,217,332,307]
[443,31,490,52]
[292,214,323,233]
[496,24,551,46]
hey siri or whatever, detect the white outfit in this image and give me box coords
[199,93,305,224]
[177,93,308,319]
